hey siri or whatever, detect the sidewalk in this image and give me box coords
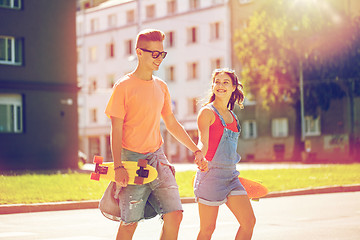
[1,163,360,215]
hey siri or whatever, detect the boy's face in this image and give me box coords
[137,41,165,72]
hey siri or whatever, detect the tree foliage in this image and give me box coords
[234,0,360,114]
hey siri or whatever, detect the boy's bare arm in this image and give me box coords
[110,116,129,186]
[163,113,208,170]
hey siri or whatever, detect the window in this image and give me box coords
[89,77,97,93]
[187,62,198,80]
[107,74,116,88]
[188,97,198,115]
[146,4,155,19]
[272,118,288,137]
[106,42,115,58]
[189,0,199,9]
[0,36,23,66]
[242,120,257,139]
[305,116,321,136]
[0,0,21,9]
[167,0,177,14]
[89,46,97,62]
[166,66,175,82]
[108,14,117,28]
[210,22,221,40]
[125,39,133,55]
[0,94,23,133]
[165,31,175,48]
[211,58,222,70]
[90,18,99,32]
[187,27,198,44]
[126,9,135,24]
[90,108,97,123]
[89,136,100,157]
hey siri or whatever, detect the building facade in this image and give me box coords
[76,0,233,162]
[0,0,79,169]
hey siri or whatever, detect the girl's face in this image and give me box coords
[212,72,236,98]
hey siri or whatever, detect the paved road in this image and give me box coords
[1,192,359,240]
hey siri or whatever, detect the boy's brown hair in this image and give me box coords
[136,29,165,49]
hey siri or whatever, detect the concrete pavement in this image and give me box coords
[1,192,359,240]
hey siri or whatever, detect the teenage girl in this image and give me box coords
[194,68,256,240]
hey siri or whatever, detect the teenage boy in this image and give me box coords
[105,29,207,240]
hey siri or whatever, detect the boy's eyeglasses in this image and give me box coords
[139,48,167,59]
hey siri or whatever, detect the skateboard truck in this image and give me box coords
[90,156,107,181]
[134,159,149,185]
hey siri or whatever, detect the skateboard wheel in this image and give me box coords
[93,155,103,164]
[138,159,148,168]
[134,176,144,185]
[90,172,100,181]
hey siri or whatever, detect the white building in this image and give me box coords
[76,0,233,162]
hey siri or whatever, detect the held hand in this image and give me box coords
[194,151,208,172]
[115,167,129,187]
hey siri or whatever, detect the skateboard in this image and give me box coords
[239,177,268,201]
[90,155,158,185]
[193,175,268,200]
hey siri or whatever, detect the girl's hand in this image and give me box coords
[194,151,208,172]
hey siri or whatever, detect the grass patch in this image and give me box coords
[1,164,359,205]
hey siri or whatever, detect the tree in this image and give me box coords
[234,0,360,160]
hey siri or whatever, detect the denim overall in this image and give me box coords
[194,104,247,206]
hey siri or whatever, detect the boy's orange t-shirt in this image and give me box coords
[105,73,173,154]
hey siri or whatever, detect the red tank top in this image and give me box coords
[205,109,239,161]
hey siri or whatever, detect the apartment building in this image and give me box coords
[77,0,233,162]
[0,0,78,169]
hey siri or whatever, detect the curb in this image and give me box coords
[1,185,360,215]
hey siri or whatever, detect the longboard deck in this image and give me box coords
[90,156,158,185]
[239,177,268,200]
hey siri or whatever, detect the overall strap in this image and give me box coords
[229,110,241,133]
[209,104,227,127]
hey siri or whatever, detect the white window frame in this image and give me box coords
[165,31,175,48]
[126,9,135,24]
[89,46,97,62]
[189,0,200,9]
[211,58,222,71]
[90,18,99,33]
[146,4,155,19]
[125,39,133,56]
[272,118,288,138]
[0,94,23,133]
[187,62,198,80]
[305,116,321,136]
[167,0,177,15]
[107,14,117,28]
[188,97,198,115]
[0,36,23,66]
[242,120,257,139]
[187,27,198,44]
[165,65,176,82]
[210,22,222,41]
[0,0,21,9]
[106,42,115,59]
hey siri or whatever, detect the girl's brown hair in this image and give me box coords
[206,68,244,110]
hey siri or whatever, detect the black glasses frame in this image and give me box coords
[139,48,167,59]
